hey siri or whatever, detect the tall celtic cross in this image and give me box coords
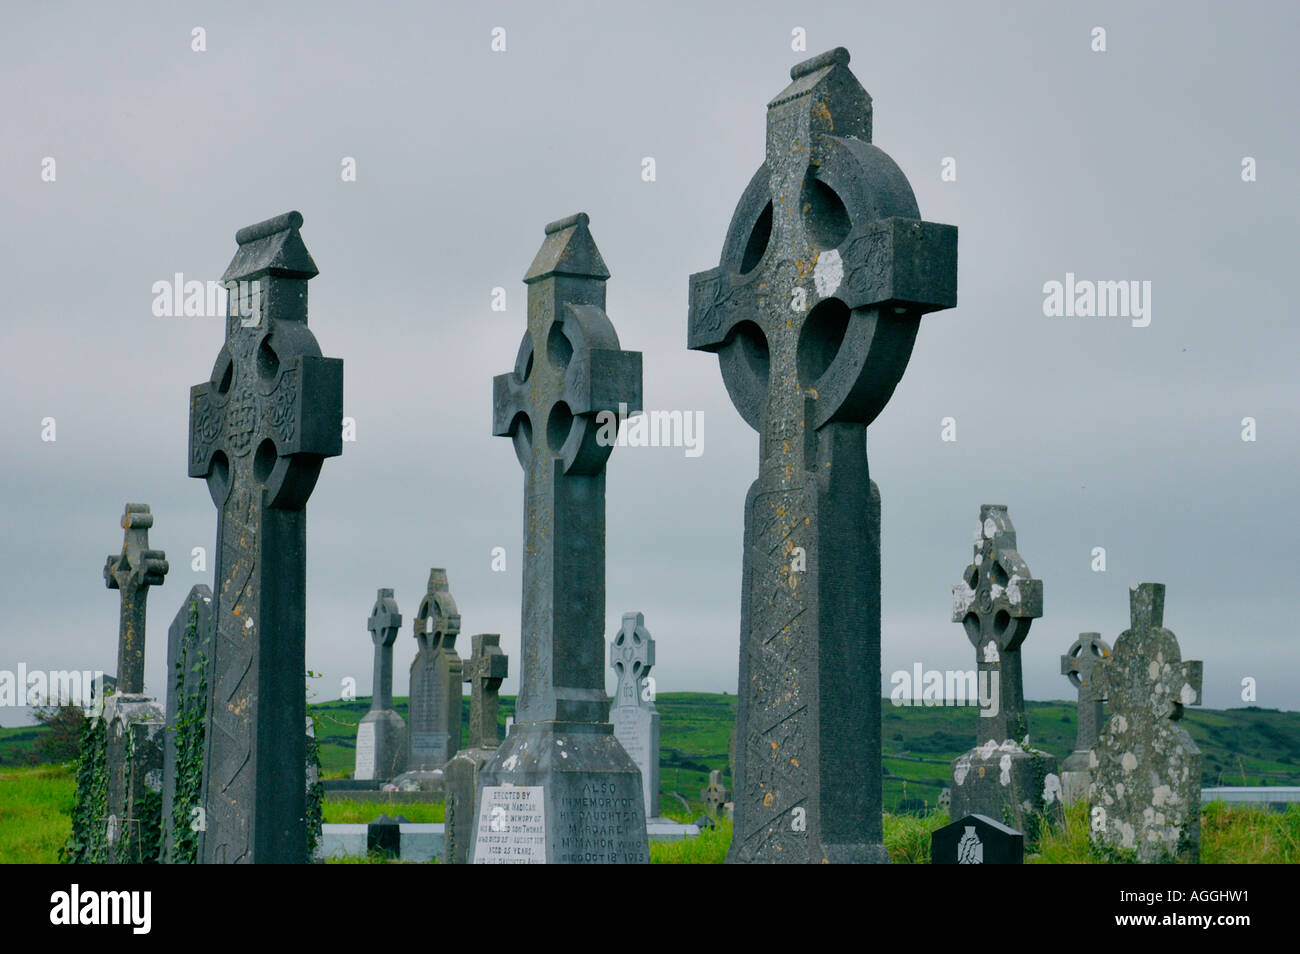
[367,589,402,713]
[463,634,508,750]
[474,212,648,864]
[103,503,169,695]
[951,505,1043,744]
[409,568,461,767]
[1061,632,1110,757]
[188,211,342,864]
[610,611,654,710]
[688,47,956,863]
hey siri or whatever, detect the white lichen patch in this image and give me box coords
[812,248,843,297]
[1112,715,1128,734]
[1179,683,1197,705]
[1006,575,1022,604]
[952,581,976,617]
[990,583,1004,601]
[1089,751,1099,769]
[953,754,971,785]
[1043,773,1062,804]
[1115,782,1125,799]
[1121,752,1138,772]
[1119,821,1135,848]
[984,641,1000,663]
[1152,784,1172,807]
[1148,660,1160,681]
[983,517,997,539]
[975,739,1000,760]
[999,754,1012,785]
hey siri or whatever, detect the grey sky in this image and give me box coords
[2,1,1296,727]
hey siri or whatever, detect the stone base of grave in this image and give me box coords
[443,745,496,864]
[470,721,649,864]
[1089,725,1202,863]
[103,693,166,864]
[388,769,445,793]
[950,740,1063,842]
[354,709,406,781]
[1061,749,1092,805]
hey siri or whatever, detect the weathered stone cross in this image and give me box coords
[408,568,461,768]
[462,634,508,750]
[610,611,654,709]
[688,47,956,864]
[188,210,342,864]
[367,588,402,714]
[103,503,169,695]
[1061,632,1110,756]
[951,505,1043,743]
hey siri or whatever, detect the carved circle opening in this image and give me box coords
[801,175,851,249]
[511,413,533,464]
[210,450,230,495]
[213,351,234,395]
[994,609,1012,637]
[740,201,773,274]
[253,438,277,483]
[257,337,280,382]
[724,320,770,391]
[547,402,574,453]
[797,298,850,388]
[547,324,573,370]
[962,612,981,642]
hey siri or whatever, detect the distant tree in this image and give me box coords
[31,705,87,763]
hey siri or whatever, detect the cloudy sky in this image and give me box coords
[2,1,1296,727]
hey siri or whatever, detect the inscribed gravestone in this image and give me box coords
[443,633,508,863]
[931,814,1023,865]
[102,503,169,863]
[188,210,343,863]
[1060,632,1110,805]
[355,588,406,780]
[472,212,648,864]
[609,611,660,819]
[1089,583,1203,863]
[161,584,213,863]
[688,47,957,864]
[407,568,461,771]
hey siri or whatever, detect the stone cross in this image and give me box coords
[472,212,649,864]
[701,769,729,818]
[688,47,956,864]
[1060,632,1110,775]
[951,505,1043,744]
[1089,584,1204,862]
[408,568,461,769]
[103,504,169,694]
[609,611,660,818]
[188,210,343,864]
[355,588,405,781]
[463,634,508,750]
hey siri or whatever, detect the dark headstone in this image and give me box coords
[688,47,957,864]
[355,588,406,780]
[949,505,1063,836]
[608,611,660,819]
[407,569,461,770]
[931,814,1024,864]
[366,813,404,858]
[102,504,169,863]
[188,210,343,863]
[471,212,649,864]
[1089,584,1203,862]
[160,584,213,863]
[1060,632,1111,804]
[443,633,509,863]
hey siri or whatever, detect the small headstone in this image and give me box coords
[1060,631,1111,804]
[931,814,1023,864]
[688,47,957,865]
[1089,583,1203,863]
[102,504,169,863]
[160,584,214,863]
[949,505,1062,838]
[366,814,406,858]
[188,210,343,863]
[471,212,649,864]
[355,588,406,780]
[443,634,509,863]
[608,611,660,819]
[701,769,729,818]
[937,788,951,814]
[407,569,462,770]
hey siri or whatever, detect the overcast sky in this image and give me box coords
[2,1,1296,727]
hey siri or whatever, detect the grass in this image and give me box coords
[322,799,444,824]
[0,764,76,863]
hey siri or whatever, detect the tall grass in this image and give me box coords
[0,764,76,863]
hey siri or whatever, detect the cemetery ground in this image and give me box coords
[2,692,1298,863]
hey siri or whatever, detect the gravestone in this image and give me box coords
[160,584,213,863]
[1089,583,1203,863]
[608,611,660,819]
[471,212,649,864]
[701,769,729,819]
[688,47,957,864]
[443,633,509,863]
[102,504,169,863]
[1060,632,1111,804]
[407,568,462,771]
[937,788,951,815]
[931,814,1023,865]
[188,210,343,863]
[355,588,406,780]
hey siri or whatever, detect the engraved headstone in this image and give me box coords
[1089,584,1203,863]
[1060,632,1111,804]
[472,212,649,864]
[355,588,406,780]
[609,611,660,819]
[949,505,1062,838]
[407,568,462,770]
[160,584,213,863]
[188,211,343,863]
[102,504,169,863]
[443,633,509,863]
[931,813,1023,865]
[701,769,729,819]
[688,47,957,864]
